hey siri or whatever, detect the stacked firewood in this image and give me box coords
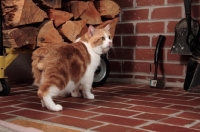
[2,0,120,49]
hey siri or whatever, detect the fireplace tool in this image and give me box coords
[170,0,200,91]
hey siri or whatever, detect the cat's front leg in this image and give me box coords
[81,83,94,99]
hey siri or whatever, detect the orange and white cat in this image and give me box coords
[32,25,112,111]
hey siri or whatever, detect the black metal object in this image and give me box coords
[150,35,166,89]
[171,0,199,55]
[184,39,200,91]
[0,0,3,56]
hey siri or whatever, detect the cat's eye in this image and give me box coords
[101,37,105,40]
[108,36,111,39]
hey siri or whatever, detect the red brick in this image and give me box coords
[134,113,168,121]
[167,21,178,33]
[108,48,134,60]
[109,61,122,72]
[126,100,170,108]
[167,0,182,4]
[162,63,185,75]
[161,117,194,126]
[166,77,185,83]
[91,115,147,127]
[135,75,151,80]
[178,112,200,120]
[0,114,15,120]
[92,124,144,132]
[152,35,175,47]
[157,99,200,106]
[115,23,134,34]
[121,95,159,102]
[122,61,150,73]
[167,105,194,111]
[136,0,164,6]
[192,122,200,130]
[0,107,20,113]
[114,0,134,8]
[192,5,200,18]
[129,106,179,115]
[9,109,57,120]
[136,22,164,33]
[109,74,134,78]
[122,9,149,21]
[86,100,132,109]
[152,93,194,101]
[135,49,165,61]
[123,36,150,47]
[47,116,102,129]
[167,50,190,61]
[113,36,121,47]
[142,123,199,132]
[89,107,139,117]
[152,7,182,19]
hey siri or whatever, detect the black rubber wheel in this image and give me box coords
[0,79,10,96]
[92,55,110,87]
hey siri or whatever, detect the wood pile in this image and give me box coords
[1,0,120,49]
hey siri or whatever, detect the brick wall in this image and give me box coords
[109,0,200,86]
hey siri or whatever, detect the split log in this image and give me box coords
[95,0,120,18]
[80,1,102,25]
[37,21,63,47]
[32,0,62,9]
[3,27,38,49]
[2,0,47,29]
[47,9,73,27]
[70,1,89,19]
[96,17,119,38]
[58,20,86,42]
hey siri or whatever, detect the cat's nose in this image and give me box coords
[109,42,112,45]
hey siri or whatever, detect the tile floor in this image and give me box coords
[1,82,200,132]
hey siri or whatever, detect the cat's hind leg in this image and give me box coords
[38,84,63,111]
[71,85,82,98]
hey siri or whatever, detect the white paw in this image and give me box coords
[71,90,82,97]
[84,93,95,99]
[41,100,45,107]
[52,104,63,111]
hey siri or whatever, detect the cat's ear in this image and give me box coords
[105,24,110,31]
[88,25,95,37]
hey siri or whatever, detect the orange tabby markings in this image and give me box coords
[32,25,112,111]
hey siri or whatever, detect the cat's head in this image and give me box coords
[85,24,113,55]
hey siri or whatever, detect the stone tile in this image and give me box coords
[151,93,194,100]
[0,100,24,107]
[191,122,200,130]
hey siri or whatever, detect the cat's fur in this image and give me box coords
[32,25,112,111]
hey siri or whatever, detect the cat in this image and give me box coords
[32,24,112,111]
